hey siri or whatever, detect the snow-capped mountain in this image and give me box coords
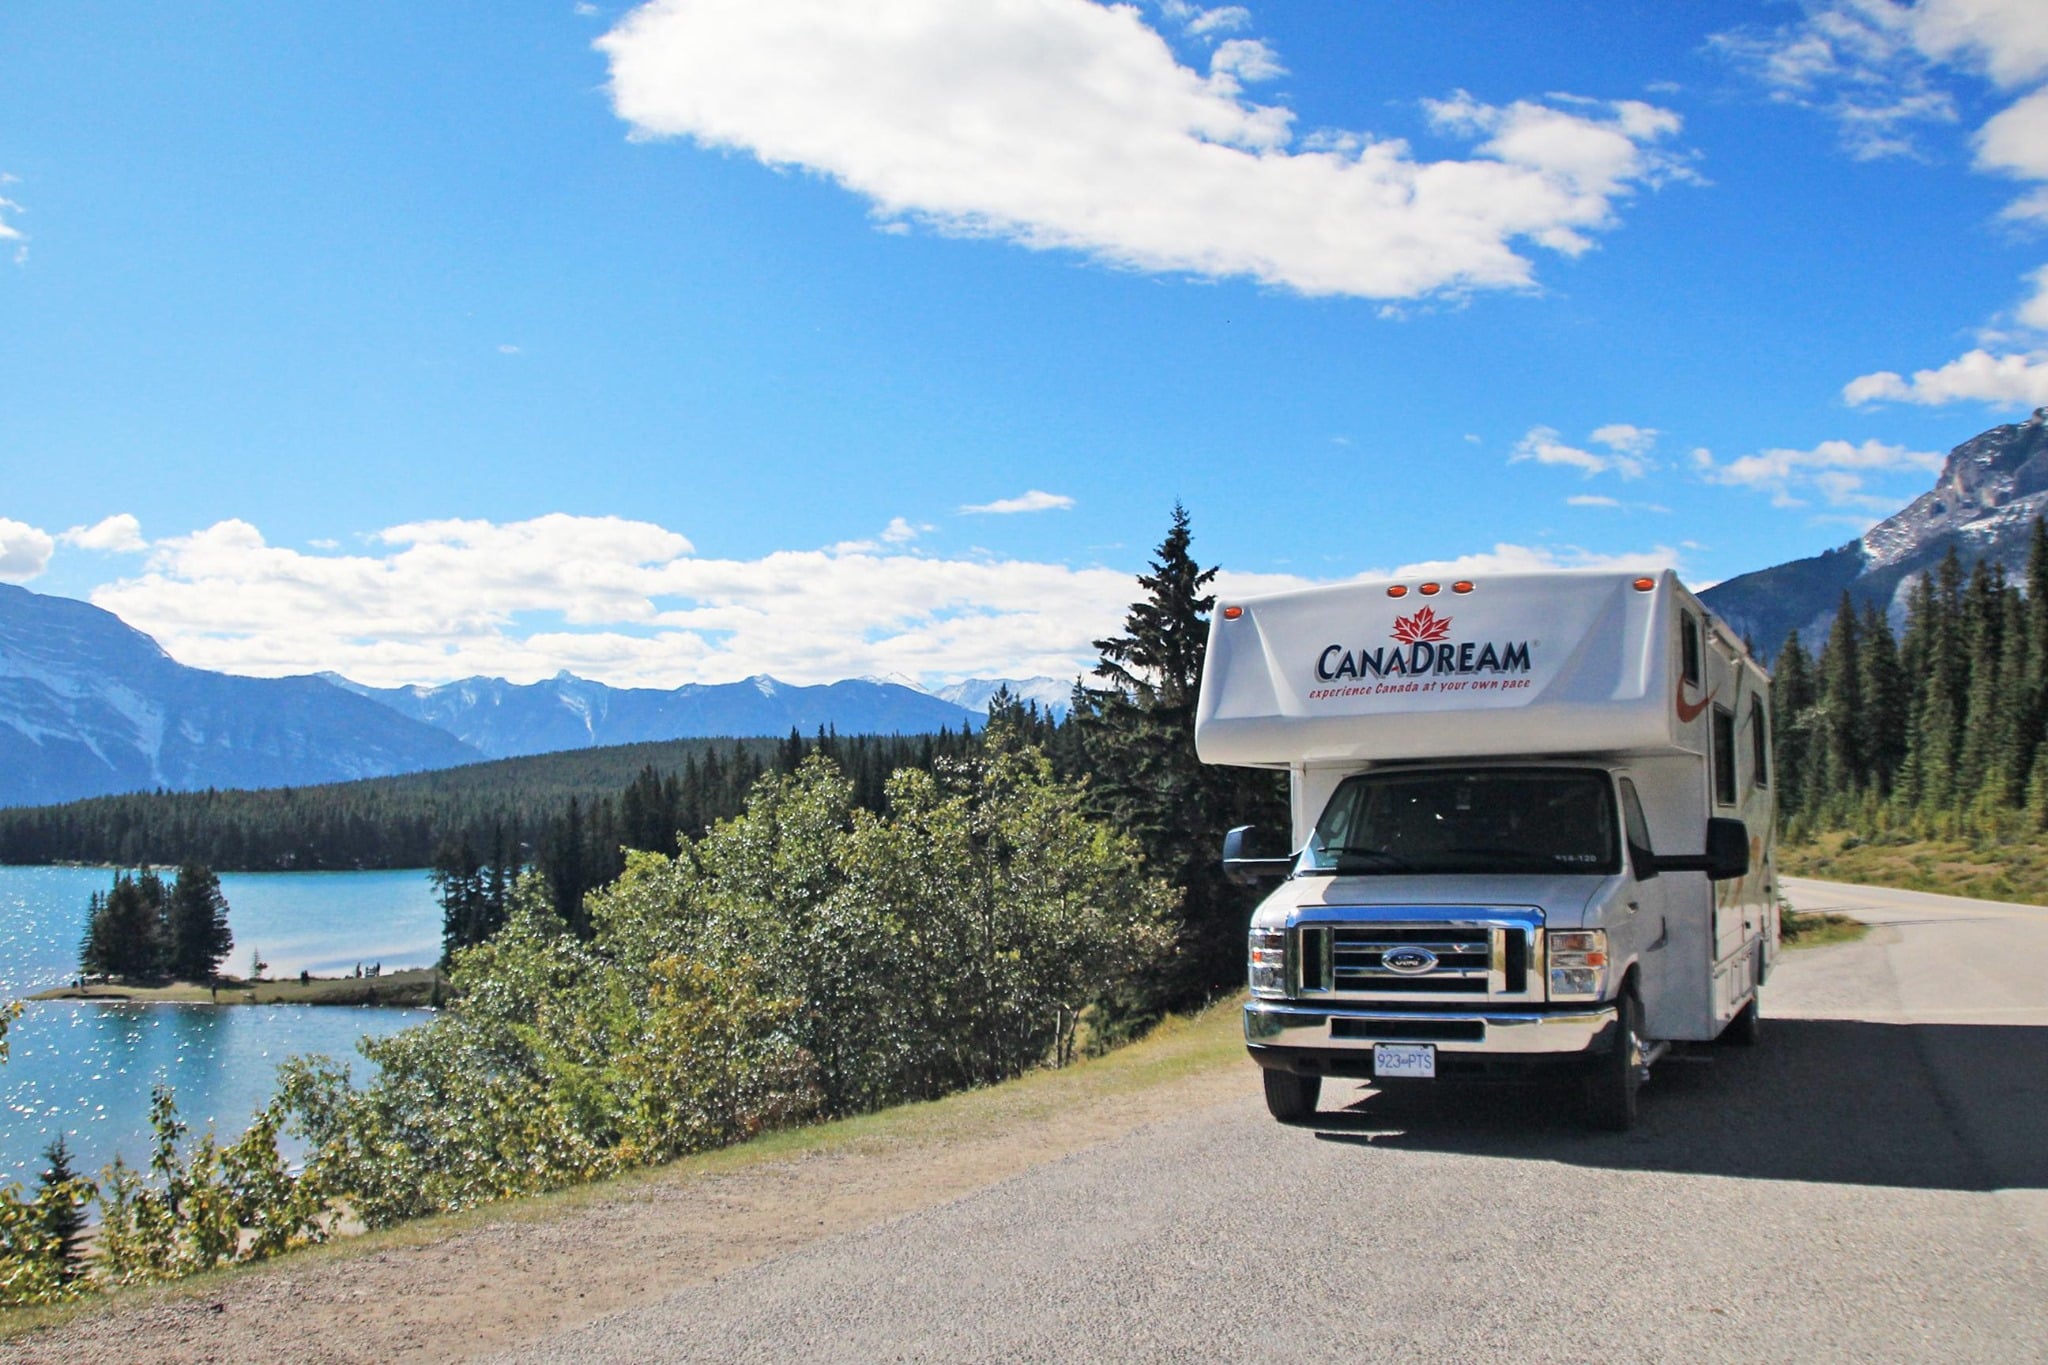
[328,671,988,760]
[1703,407,2048,654]
[931,676,1076,718]
[0,585,483,809]
[0,584,1077,806]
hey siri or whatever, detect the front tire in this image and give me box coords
[1262,1068,1321,1123]
[1583,987,1645,1132]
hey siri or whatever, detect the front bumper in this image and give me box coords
[1245,999,1618,1077]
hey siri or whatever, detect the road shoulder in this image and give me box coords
[1,1002,1250,1365]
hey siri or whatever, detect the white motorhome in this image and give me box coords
[1194,569,1775,1130]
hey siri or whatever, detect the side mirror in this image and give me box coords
[1655,817,1751,881]
[1222,825,1294,887]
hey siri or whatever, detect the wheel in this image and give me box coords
[1583,987,1644,1133]
[1723,993,1762,1047]
[1262,1068,1321,1123]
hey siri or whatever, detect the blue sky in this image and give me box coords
[3,1,2047,688]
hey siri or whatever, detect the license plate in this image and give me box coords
[1374,1043,1436,1079]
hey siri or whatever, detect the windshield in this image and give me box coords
[1300,768,1620,877]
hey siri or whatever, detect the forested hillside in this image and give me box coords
[0,728,992,874]
[1772,519,2048,842]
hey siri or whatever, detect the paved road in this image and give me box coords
[507,879,2048,1363]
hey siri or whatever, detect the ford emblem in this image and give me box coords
[1382,947,1439,975]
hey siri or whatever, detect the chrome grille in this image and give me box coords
[1293,911,1540,1003]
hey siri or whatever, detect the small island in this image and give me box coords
[30,966,444,1008]
[38,862,446,1007]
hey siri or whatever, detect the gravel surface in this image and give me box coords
[506,879,2048,1364]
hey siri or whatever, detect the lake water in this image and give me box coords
[0,865,442,1186]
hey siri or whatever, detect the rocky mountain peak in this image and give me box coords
[1863,406,2048,571]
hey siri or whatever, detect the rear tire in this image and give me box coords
[1262,1068,1321,1123]
[1724,993,1762,1047]
[1583,987,1644,1133]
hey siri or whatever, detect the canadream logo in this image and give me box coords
[1316,607,1533,682]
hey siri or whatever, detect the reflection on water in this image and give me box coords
[0,864,445,1185]
[1,1000,429,1185]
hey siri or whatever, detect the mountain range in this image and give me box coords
[0,583,1072,808]
[320,670,1034,762]
[1701,407,2048,654]
[0,584,480,809]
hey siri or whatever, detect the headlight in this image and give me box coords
[1547,929,1609,1001]
[1248,928,1287,998]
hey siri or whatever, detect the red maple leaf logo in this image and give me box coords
[1391,606,1452,644]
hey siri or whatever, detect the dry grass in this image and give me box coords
[1780,831,2048,908]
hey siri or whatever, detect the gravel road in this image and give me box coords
[506,877,2048,1364]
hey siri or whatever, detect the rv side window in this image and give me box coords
[1749,697,1769,788]
[1681,612,1702,686]
[1713,706,1738,806]
[1618,778,1658,881]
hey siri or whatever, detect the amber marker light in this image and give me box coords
[1452,581,1475,594]
[1632,576,1656,592]
[1386,585,1409,598]
[1419,582,1441,596]
[1222,605,1243,620]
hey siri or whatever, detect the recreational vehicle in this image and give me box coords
[1194,570,1775,1130]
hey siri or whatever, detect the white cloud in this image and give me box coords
[1210,39,1283,85]
[88,513,1177,689]
[959,490,1076,515]
[1590,423,1658,455]
[0,184,25,265]
[1977,85,2048,217]
[2021,264,2048,331]
[1382,543,1683,579]
[1509,425,1650,479]
[1696,438,1944,508]
[60,514,147,554]
[0,518,54,582]
[597,1,1689,300]
[880,516,930,543]
[497,343,523,355]
[1845,346,2048,406]
[1567,495,1622,508]
[1161,3,1250,37]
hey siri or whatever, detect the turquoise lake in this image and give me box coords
[0,865,442,1185]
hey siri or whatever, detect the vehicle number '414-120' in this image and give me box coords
[1374,1043,1436,1079]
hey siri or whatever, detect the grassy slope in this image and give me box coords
[1780,831,2048,908]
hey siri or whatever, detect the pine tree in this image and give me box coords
[162,862,234,982]
[1808,593,1864,814]
[1769,631,1817,820]
[1856,603,1908,800]
[78,872,165,979]
[33,1136,89,1286]
[1074,504,1285,1008]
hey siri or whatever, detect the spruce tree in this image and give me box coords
[1075,504,1285,1008]
[78,872,164,979]
[33,1136,89,1286]
[1856,602,1908,801]
[162,862,234,982]
[1808,594,1863,814]
[1769,631,1816,821]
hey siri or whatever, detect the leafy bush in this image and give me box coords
[283,735,1174,1228]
